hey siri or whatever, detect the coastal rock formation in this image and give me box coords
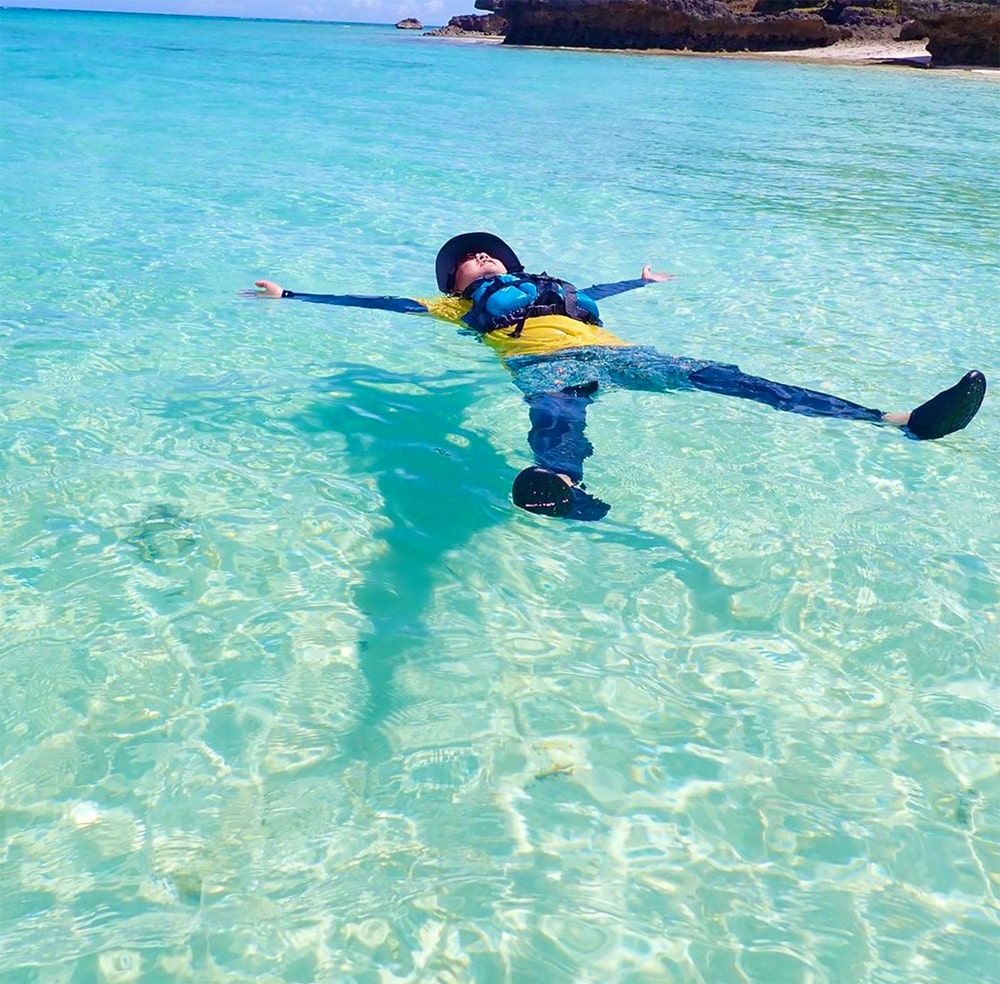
[491,0,847,51]
[395,17,424,29]
[814,0,905,37]
[425,12,509,36]
[900,0,1000,66]
[460,0,998,63]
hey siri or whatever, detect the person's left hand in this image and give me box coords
[641,266,674,282]
[238,280,285,298]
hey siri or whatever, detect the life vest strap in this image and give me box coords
[462,272,600,337]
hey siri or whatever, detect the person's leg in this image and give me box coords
[685,363,887,423]
[513,383,610,520]
[603,348,984,439]
[686,363,986,438]
[525,384,597,483]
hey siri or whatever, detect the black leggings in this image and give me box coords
[517,351,885,480]
[686,363,885,422]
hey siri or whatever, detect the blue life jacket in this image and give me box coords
[461,273,602,338]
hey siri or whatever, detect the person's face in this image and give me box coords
[452,251,507,293]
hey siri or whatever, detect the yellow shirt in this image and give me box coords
[417,296,631,358]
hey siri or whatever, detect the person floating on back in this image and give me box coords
[247,231,986,521]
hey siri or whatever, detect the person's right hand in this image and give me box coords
[239,280,285,298]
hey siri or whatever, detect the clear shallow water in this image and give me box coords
[2,9,999,982]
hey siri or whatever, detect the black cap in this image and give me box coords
[435,232,523,293]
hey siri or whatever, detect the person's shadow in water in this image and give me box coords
[295,365,509,761]
[294,364,759,769]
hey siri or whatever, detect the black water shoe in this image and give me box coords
[512,467,610,521]
[906,370,986,440]
[512,467,574,517]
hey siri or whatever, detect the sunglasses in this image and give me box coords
[455,251,491,267]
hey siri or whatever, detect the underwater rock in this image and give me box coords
[125,504,197,562]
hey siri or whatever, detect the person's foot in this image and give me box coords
[902,370,986,440]
[511,467,610,521]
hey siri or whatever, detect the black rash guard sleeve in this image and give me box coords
[280,291,428,314]
[578,279,651,302]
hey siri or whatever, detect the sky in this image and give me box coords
[5,0,485,27]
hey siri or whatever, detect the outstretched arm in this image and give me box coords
[579,266,673,301]
[247,280,429,315]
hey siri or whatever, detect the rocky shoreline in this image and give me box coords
[422,0,1000,68]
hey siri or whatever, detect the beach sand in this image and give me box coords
[744,39,999,73]
[432,33,998,73]
[756,39,931,63]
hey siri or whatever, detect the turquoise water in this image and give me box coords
[2,8,999,981]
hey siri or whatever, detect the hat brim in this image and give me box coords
[435,232,523,293]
